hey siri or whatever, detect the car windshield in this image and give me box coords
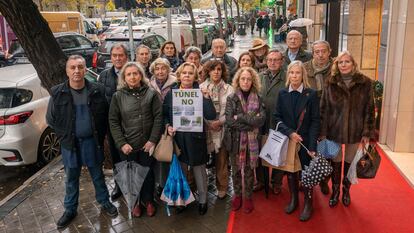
[98,40,142,54]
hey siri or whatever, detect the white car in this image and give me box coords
[0,64,98,166]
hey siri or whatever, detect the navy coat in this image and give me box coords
[274,87,320,167]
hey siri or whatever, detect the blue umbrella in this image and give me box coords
[160,154,195,209]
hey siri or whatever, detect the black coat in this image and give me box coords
[274,87,320,167]
[162,83,216,166]
[46,80,108,152]
[98,66,118,104]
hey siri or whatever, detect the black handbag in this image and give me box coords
[357,144,381,179]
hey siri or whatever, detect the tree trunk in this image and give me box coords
[184,0,198,46]
[234,0,241,22]
[38,0,44,11]
[214,0,224,39]
[0,0,67,93]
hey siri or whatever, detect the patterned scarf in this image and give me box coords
[236,90,260,171]
[208,79,226,115]
[312,60,331,92]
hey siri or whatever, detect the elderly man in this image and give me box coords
[259,49,286,194]
[283,30,312,69]
[304,40,333,98]
[47,55,118,229]
[98,43,128,201]
[201,38,237,83]
[304,40,333,195]
[135,44,152,78]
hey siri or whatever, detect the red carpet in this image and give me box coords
[227,146,414,233]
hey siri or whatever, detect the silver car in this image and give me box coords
[0,64,98,166]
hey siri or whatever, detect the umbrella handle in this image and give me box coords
[298,141,316,159]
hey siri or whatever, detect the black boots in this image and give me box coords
[342,162,351,206]
[329,162,352,207]
[329,162,342,207]
[300,187,313,221]
[319,177,330,195]
[285,172,299,214]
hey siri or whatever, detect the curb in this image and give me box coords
[0,156,63,220]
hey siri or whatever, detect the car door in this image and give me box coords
[75,35,96,68]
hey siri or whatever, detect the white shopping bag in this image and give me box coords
[259,122,289,167]
[347,147,364,184]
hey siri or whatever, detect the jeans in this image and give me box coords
[64,165,110,214]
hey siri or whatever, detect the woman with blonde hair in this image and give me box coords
[224,67,265,214]
[321,51,375,208]
[149,58,177,100]
[200,60,234,199]
[274,60,320,221]
[109,62,163,218]
[163,62,216,215]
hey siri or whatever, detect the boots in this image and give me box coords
[329,162,342,207]
[111,182,122,201]
[285,172,299,214]
[319,177,330,195]
[300,187,313,221]
[342,162,351,206]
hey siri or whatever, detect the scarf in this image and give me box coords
[207,79,226,115]
[206,80,226,153]
[312,60,331,91]
[236,90,260,171]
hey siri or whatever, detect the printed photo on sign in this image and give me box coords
[172,89,203,132]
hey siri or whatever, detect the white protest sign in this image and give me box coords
[172,89,203,132]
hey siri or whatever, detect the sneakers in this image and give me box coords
[56,211,77,229]
[231,196,242,211]
[243,198,254,214]
[102,202,118,217]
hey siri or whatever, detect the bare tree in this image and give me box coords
[183,0,198,46]
[233,0,241,21]
[214,0,224,39]
[0,0,67,92]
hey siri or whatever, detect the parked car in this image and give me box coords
[6,32,98,68]
[96,32,165,73]
[0,64,98,166]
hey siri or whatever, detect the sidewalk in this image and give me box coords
[0,157,230,233]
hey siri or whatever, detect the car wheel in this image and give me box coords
[37,128,60,166]
[0,61,6,68]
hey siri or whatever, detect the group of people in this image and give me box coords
[47,29,375,229]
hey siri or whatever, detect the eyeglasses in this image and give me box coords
[267,58,283,63]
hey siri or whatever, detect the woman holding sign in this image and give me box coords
[162,62,216,215]
[273,61,320,221]
[200,60,234,200]
[108,62,163,218]
[224,67,265,214]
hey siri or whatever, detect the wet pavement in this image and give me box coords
[0,32,287,233]
[0,165,43,201]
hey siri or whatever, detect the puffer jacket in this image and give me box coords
[320,72,375,144]
[108,84,163,151]
[223,93,266,155]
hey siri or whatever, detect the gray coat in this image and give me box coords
[108,84,163,152]
[259,69,286,132]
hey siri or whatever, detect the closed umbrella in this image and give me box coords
[289,18,313,27]
[161,154,195,207]
[114,158,149,219]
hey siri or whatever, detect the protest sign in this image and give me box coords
[172,89,203,132]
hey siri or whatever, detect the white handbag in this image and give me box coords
[259,122,289,167]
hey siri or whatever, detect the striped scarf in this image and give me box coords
[236,90,260,171]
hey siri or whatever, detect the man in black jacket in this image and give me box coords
[98,43,128,201]
[46,55,118,229]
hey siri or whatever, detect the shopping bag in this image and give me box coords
[357,144,381,179]
[259,122,289,167]
[347,148,364,184]
[153,125,174,162]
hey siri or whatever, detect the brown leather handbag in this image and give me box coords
[153,125,180,162]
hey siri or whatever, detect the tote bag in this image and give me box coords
[259,122,289,167]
